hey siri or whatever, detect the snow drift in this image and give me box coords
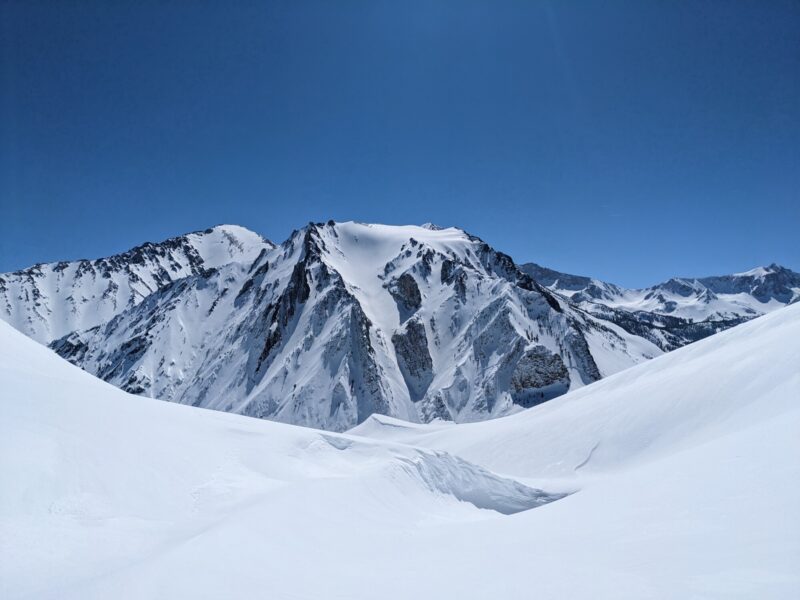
[0,319,562,599]
[2,281,798,599]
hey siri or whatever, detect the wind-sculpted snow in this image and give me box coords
[44,221,662,430]
[0,321,566,598]
[390,451,566,514]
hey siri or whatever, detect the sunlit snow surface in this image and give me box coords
[2,304,799,599]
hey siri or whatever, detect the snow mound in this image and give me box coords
[0,320,564,599]
[349,413,455,439]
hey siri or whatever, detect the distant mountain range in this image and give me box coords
[2,222,797,431]
[521,261,799,320]
[520,261,799,351]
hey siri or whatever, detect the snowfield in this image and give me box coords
[1,304,799,599]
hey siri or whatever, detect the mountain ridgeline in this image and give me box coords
[519,261,800,351]
[2,222,797,431]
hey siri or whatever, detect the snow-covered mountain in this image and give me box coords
[3,292,797,599]
[46,222,661,430]
[522,261,800,321]
[520,261,800,351]
[0,225,272,344]
[4,220,793,432]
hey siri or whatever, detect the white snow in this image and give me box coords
[2,300,799,598]
[0,320,560,599]
[317,222,477,332]
[183,224,269,269]
[734,264,775,278]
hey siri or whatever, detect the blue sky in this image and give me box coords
[1,0,798,286]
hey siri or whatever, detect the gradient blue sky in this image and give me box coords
[1,1,798,286]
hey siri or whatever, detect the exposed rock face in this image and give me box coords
[392,318,434,402]
[577,302,749,352]
[509,345,569,408]
[564,326,602,384]
[388,272,422,323]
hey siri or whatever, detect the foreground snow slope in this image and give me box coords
[0,320,560,599]
[2,305,799,599]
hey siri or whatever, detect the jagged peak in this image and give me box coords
[657,277,706,292]
[195,223,273,245]
[732,263,797,278]
[4,224,273,276]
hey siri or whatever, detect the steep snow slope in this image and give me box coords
[0,225,272,344]
[2,294,798,599]
[51,221,661,430]
[522,261,800,322]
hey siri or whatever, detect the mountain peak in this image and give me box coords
[183,224,273,268]
[4,219,798,433]
[0,224,274,343]
[732,263,795,278]
[42,218,665,430]
[200,223,268,241]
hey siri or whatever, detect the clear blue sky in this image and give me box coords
[1,1,798,286]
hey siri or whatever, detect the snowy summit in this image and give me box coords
[2,221,797,432]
